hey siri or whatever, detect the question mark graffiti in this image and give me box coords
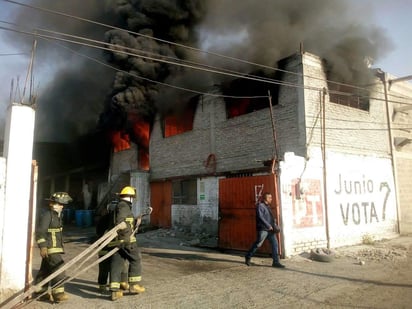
[379,182,390,221]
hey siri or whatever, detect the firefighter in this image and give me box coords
[95,200,129,294]
[33,192,72,303]
[109,186,145,301]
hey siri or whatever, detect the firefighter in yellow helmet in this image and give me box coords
[109,186,145,301]
[34,192,72,303]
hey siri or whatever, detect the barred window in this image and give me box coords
[172,179,197,204]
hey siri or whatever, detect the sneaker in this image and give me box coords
[111,290,123,301]
[272,262,285,268]
[53,292,69,303]
[120,282,130,290]
[129,284,146,294]
[245,256,251,266]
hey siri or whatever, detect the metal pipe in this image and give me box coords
[268,91,283,257]
[377,70,401,234]
[321,88,330,249]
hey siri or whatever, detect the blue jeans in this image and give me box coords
[246,230,280,264]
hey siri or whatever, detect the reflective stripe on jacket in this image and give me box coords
[36,208,64,254]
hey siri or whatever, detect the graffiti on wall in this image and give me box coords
[254,184,264,204]
[334,174,391,225]
[292,179,323,227]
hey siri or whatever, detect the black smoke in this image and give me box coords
[2,0,392,142]
[101,0,392,133]
[2,0,118,142]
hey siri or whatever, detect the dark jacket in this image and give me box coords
[36,208,64,254]
[113,200,137,245]
[255,201,278,232]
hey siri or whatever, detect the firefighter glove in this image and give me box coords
[40,247,48,258]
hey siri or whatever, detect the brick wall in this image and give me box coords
[149,51,412,253]
[389,76,412,234]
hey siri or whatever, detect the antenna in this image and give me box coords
[9,79,14,105]
[22,40,37,105]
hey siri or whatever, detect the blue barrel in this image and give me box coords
[75,210,84,227]
[83,210,94,227]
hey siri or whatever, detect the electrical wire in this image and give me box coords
[0,24,298,91]
[0,52,27,56]
[1,1,412,107]
[3,0,411,102]
[5,22,410,110]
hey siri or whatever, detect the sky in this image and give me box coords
[0,0,411,142]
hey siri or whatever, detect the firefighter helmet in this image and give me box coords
[46,192,73,205]
[119,186,136,197]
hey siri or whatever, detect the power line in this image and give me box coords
[4,20,412,111]
[3,0,408,101]
[1,2,412,107]
[0,52,27,56]
[0,23,314,93]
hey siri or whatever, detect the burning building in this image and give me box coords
[3,0,411,256]
[147,51,412,256]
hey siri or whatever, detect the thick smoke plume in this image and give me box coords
[3,0,117,142]
[3,0,392,142]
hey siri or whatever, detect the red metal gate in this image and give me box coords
[218,174,281,255]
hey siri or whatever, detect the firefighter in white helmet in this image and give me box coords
[109,186,145,301]
[34,192,72,303]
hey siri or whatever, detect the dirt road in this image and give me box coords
[15,227,412,309]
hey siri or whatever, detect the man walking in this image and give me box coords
[245,192,285,268]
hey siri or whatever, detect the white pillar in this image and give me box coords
[0,103,35,302]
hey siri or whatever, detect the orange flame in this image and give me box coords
[132,121,150,170]
[109,131,131,152]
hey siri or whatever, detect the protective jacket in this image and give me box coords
[255,201,278,232]
[113,200,137,246]
[36,208,64,255]
[109,199,142,291]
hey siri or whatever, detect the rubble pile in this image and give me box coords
[139,228,218,248]
[340,245,408,262]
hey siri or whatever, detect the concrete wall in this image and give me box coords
[302,53,390,157]
[386,75,412,234]
[0,104,35,302]
[171,177,219,235]
[130,170,151,224]
[150,93,273,179]
[277,53,404,256]
[280,150,398,257]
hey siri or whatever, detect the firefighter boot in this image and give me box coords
[98,284,109,294]
[111,290,123,301]
[129,284,145,294]
[53,292,69,303]
[33,292,53,302]
[120,282,130,290]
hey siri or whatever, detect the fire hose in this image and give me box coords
[3,207,153,309]
[1,221,126,309]
[52,208,152,294]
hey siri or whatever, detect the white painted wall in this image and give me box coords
[279,149,398,257]
[0,104,35,302]
[171,177,219,234]
[279,151,327,257]
[326,151,398,247]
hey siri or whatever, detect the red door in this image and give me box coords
[150,181,172,228]
[218,174,281,255]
